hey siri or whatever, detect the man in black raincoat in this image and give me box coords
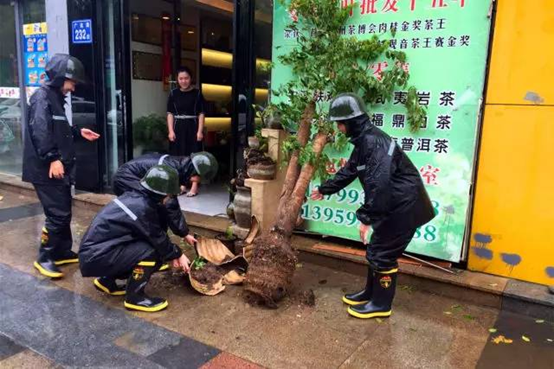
[112,151,219,255]
[79,165,192,313]
[22,54,100,279]
[311,93,435,319]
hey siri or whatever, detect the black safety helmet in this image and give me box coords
[140,165,180,196]
[191,152,219,181]
[45,54,87,88]
[65,56,87,84]
[329,93,367,122]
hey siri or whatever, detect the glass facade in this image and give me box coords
[0,0,274,194]
[0,1,22,174]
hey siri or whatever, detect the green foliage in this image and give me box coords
[225,226,234,240]
[275,0,426,175]
[191,256,207,271]
[133,114,168,153]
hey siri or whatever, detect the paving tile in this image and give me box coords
[476,310,554,369]
[200,352,263,369]
[114,329,183,357]
[0,334,25,360]
[147,336,220,369]
[0,263,215,368]
[0,203,43,223]
[0,349,58,369]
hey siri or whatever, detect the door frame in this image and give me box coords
[94,0,134,191]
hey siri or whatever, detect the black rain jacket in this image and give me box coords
[319,115,435,233]
[79,190,183,277]
[112,153,195,237]
[22,54,81,185]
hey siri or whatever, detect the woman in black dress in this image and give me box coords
[167,67,205,196]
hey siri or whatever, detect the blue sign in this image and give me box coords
[72,19,93,44]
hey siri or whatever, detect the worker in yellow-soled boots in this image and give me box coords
[22,54,100,278]
[311,93,436,319]
[79,165,193,312]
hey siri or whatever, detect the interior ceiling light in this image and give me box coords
[162,16,170,20]
[202,48,270,71]
[188,31,195,34]
[196,0,233,13]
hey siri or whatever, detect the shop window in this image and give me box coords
[0,0,22,174]
[254,0,272,112]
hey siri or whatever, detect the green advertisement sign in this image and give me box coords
[271,0,492,262]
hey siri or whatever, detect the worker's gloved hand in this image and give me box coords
[172,254,191,274]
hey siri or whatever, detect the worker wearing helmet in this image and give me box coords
[79,165,192,312]
[112,152,218,264]
[22,54,100,279]
[311,93,435,319]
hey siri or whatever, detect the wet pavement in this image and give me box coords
[0,190,552,369]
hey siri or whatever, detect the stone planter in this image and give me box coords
[247,162,276,180]
[265,114,282,130]
[233,186,252,229]
[248,136,260,149]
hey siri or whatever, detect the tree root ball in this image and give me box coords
[244,233,297,308]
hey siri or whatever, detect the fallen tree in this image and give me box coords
[244,0,426,307]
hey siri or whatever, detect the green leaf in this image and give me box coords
[522,335,531,342]
[463,315,476,321]
[488,328,497,333]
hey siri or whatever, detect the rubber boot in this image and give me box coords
[33,229,63,278]
[94,277,126,296]
[50,227,78,265]
[347,268,398,319]
[55,250,79,266]
[124,261,168,312]
[342,266,373,306]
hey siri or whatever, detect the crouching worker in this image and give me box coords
[79,165,192,312]
[311,93,435,319]
[112,152,218,271]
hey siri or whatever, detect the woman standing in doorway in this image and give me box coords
[167,67,205,196]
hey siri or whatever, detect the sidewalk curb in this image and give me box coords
[1,174,552,320]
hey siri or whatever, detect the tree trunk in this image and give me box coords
[278,132,328,235]
[275,102,315,226]
[245,132,328,307]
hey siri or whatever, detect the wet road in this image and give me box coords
[0,190,552,368]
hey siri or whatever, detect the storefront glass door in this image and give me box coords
[101,0,131,189]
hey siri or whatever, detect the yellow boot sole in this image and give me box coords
[54,258,79,266]
[33,261,63,279]
[93,278,126,296]
[124,300,169,312]
[347,307,392,319]
[342,296,370,306]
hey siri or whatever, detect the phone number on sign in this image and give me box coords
[302,204,359,226]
